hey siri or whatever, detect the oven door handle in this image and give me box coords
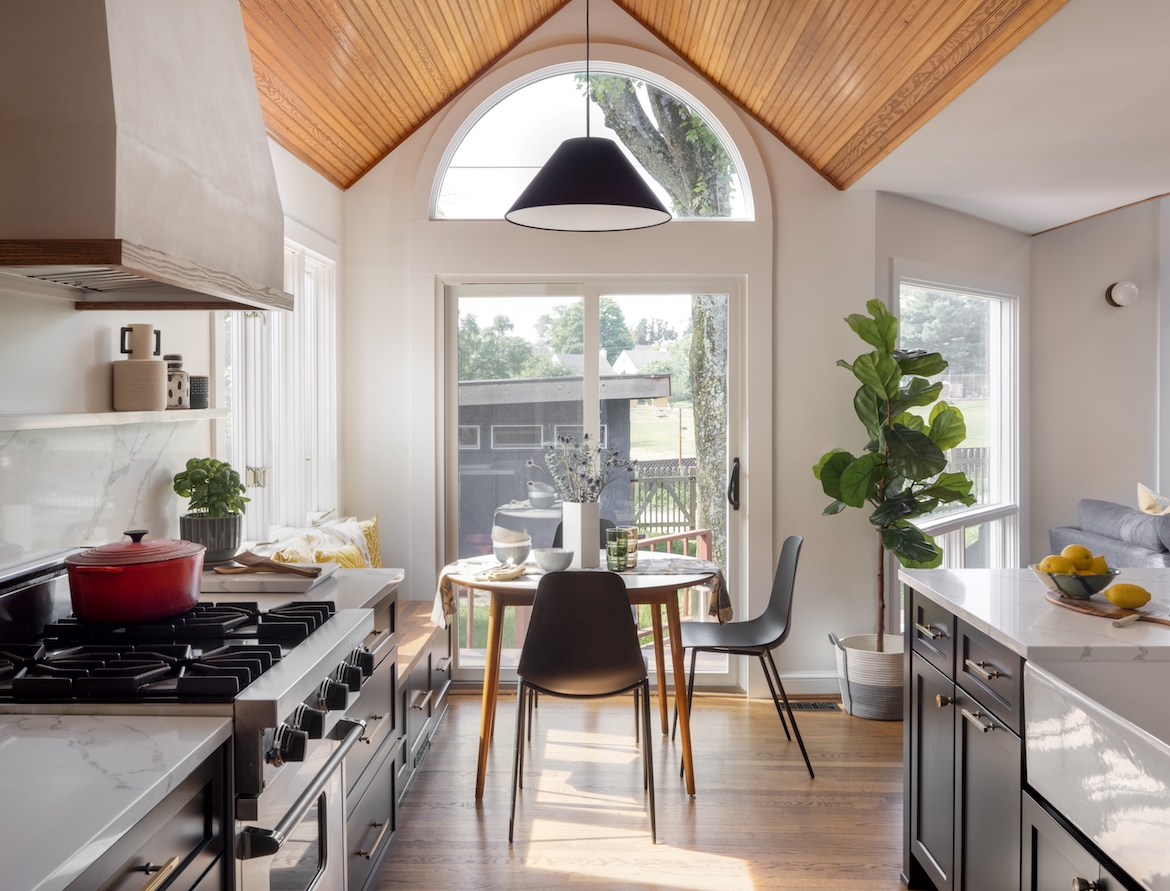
[239,718,366,860]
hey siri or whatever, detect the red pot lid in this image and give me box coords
[66,530,206,566]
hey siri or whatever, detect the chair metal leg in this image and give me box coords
[641,678,656,844]
[634,687,640,746]
[765,649,814,779]
[758,653,791,740]
[509,680,527,842]
[527,688,535,741]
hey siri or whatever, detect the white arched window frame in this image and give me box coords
[430,60,755,222]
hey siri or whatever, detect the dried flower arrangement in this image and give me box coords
[527,433,635,503]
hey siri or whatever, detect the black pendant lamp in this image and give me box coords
[505,0,670,232]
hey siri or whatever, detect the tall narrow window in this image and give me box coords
[897,282,1017,571]
[222,241,338,539]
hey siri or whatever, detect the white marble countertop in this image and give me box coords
[199,567,403,611]
[898,568,1170,661]
[0,714,231,891]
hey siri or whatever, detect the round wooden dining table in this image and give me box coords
[441,550,718,799]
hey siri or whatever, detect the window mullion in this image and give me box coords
[583,288,600,446]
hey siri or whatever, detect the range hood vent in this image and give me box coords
[0,0,291,311]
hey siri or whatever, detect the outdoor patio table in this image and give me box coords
[434,550,719,798]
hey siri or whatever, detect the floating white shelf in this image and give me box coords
[0,408,227,432]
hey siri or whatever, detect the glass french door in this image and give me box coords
[446,282,738,686]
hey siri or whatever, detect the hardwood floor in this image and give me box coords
[377,691,904,890]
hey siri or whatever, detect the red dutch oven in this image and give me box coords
[65,530,206,624]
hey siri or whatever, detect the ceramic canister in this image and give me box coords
[113,324,167,411]
[164,354,189,409]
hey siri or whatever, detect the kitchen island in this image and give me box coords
[899,567,1170,891]
[0,714,231,891]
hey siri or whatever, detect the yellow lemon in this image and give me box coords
[1038,555,1076,574]
[1088,555,1109,575]
[1076,569,1095,576]
[1061,544,1094,571]
[1104,583,1151,610]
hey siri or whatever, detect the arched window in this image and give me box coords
[435,64,751,221]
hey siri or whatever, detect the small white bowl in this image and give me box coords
[532,548,573,572]
[493,540,531,565]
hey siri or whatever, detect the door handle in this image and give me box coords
[727,457,740,510]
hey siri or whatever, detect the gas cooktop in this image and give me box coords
[0,600,338,704]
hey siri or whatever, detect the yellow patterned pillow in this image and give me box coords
[359,515,383,568]
[313,544,366,569]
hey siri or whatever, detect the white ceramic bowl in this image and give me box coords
[528,485,556,509]
[532,548,573,572]
[493,540,531,565]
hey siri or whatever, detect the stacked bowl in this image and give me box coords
[491,525,531,565]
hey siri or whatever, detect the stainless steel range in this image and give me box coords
[0,557,398,891]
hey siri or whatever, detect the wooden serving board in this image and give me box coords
[1045,591,1170,627]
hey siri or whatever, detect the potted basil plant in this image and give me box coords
[813,300,975,719]
[174,457,249,564]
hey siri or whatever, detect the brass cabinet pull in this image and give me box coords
[965,658,1002,681]
[435,657,452,673]
[935,694,953,708]
[915,622,944,640]
[136,856,179,891]
[961,707,995,732]
[355,819,391,859]
[359,714,385,744]
[1071,879,1100,891]
[411,690,433,711]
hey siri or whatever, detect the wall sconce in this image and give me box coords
[1106,281,1139,307]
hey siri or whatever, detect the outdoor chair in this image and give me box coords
[509,570,656,844]
[671,534,814,778]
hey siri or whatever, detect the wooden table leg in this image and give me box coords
[475,595,506,800]
[650,602,668,734]
[665,595,696,795]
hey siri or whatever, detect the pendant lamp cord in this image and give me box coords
[585,0,590,138]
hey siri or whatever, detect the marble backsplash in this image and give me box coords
[0,421,208,572]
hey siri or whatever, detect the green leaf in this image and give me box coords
[881,524,942,567]
[865,299,890,318]
[929,400,964,424]
[853,386,884,442]
[918,473,977,507]
[853,315,898,353]
[928,407,967,451]
[840,453,886,508]
[885,424,948,481]
[822,500,847,516]
[816,451,855,499]
[845,313,870,334]
[890,412,925,433]
[835,358,854,372]
[891,377,943,414]
[894,349,947,377]
[812,448,850,481]
[852,351,901,400]
[869,492,918,527]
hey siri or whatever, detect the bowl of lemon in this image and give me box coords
[1031,544,1121,600]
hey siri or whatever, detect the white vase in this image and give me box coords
[562,501,600,568]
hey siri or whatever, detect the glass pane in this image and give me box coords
[899,285,1001,514]
[608,293,729,673]
[437,71,746,220]
[268,794,324,891]
[964,521,992,569]
[457,294,584,670]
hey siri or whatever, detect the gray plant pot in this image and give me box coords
[180,514,242,564]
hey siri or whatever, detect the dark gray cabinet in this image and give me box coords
[905,590,1024,891]
[1022,793,1124,891]
[910,652,955,890]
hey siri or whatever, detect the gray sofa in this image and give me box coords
[1049,499,1170,568]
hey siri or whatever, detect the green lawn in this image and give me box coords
[628,402,696,460]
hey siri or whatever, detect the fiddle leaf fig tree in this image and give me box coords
[813,300,976,651]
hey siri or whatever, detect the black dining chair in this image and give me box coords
[509,570,656,844]
[671,534,814,778]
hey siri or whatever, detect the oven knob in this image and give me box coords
[267,724,308,766]
[295,706,326,739]
[317,678,349,711]
[337,662,363,693]
[350,647,375,678]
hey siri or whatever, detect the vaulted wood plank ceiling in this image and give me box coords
[241,0,1070,191]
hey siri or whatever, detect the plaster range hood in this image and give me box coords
[0,0,291,311]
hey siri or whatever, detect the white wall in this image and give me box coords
[1029,200,1160,560]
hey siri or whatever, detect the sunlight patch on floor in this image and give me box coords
[522,822,756,891]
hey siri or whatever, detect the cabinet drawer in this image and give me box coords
[345,648,398,797]
[404,648,435,753]
[1022,792,1125,891]
[347,739,398,891]
[432,624,452,716]
[911,589,956,678]
[957,620,1023,735]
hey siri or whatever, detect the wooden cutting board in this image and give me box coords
[1045,591,1170,627]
